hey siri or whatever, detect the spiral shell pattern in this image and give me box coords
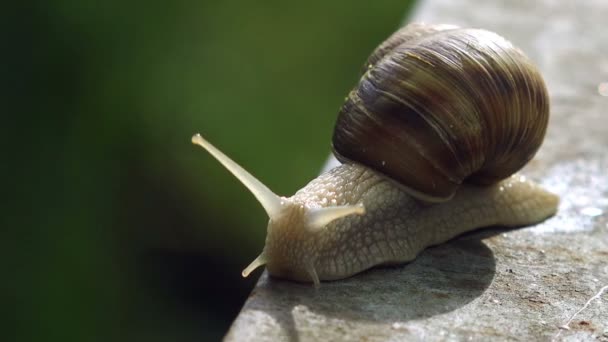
[332,23,549,202]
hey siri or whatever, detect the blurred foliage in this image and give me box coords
[4,0,415,340]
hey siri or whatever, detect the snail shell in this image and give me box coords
[333,23,550,202]
[192,23,558,287]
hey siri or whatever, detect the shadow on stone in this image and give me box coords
[245,231,498,341]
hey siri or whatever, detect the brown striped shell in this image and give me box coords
[332,23,550,202]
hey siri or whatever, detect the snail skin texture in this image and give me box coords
[192,23,559,288]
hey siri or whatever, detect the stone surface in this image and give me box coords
[226,0,608,341]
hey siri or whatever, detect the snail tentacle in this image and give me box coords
[192,134,283,219]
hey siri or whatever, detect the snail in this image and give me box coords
[192,23,559,288]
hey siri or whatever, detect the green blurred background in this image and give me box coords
[5,0,415,340]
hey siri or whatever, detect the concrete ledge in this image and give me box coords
[226,0,608,340]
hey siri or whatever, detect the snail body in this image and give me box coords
[261,164,557,284]
[192,23,559,287]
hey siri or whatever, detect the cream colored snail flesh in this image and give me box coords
[192,23,559,288]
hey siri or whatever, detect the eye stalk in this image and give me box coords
[306,203,366,231]
[192,133,366,281]
[191,134,283,218]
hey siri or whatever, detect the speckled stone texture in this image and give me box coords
[225,0,608,341]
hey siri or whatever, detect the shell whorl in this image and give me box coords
[332,23,550,202]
